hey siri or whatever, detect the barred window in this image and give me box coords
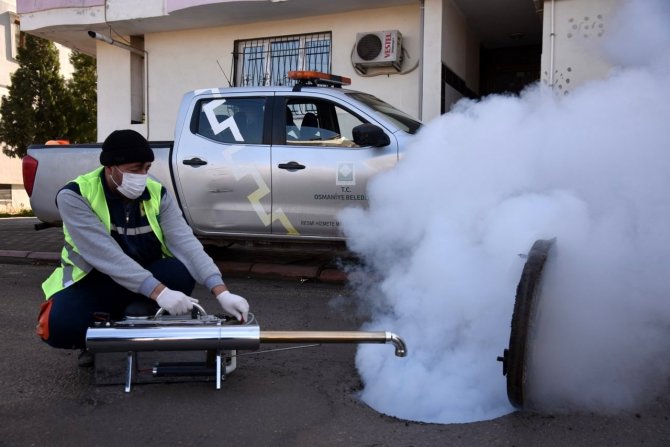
[0,185,11,206]
[234,32,331,87]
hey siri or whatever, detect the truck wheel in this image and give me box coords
[498,238,556,409]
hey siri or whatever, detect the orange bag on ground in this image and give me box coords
[36,299,53,341]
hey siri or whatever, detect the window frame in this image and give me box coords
[0,184,12,206]
[192,96,273,145]
[234,32,332,87]
[272,96,368,148]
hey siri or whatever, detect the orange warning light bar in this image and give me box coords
[288,71,351,87]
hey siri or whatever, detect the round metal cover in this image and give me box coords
[356,34,382,60]
[498,238,556,409]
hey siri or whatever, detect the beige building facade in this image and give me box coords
[17,0,627,143]
[18,0,546,140]
[7,0,625,212]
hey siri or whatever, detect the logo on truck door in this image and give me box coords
[336,162,355,186]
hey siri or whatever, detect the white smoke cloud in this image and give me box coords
[340,0,670,423]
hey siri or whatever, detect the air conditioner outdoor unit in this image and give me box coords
[352,30,403,73]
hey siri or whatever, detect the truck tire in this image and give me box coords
[498,238,556,409]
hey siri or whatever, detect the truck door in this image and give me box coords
[271,94,398,238]
[174,94,273,236]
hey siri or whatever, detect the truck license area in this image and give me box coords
[301,220,340,227]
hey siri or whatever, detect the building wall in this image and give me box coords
[0,1,19,99]
[420,0,441,122]
[0,159,29,212]
[439,0,479,113]
[1,1,23,212]
[0,0,72,212]
[540,0,620,95]
[96,40,144,139]
[97,4,426,140]
[442,0,479,92]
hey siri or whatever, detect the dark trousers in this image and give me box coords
[45,257,195,349]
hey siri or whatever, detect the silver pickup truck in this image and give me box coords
[23,73,420,243]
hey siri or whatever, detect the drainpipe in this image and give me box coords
[88,31,145,57]
[418,0,425,120]
[548,0,556,87]
[145,52,150,140]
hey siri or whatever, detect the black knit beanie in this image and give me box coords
[100,129,154,166]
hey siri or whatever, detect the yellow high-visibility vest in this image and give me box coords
[42,166,171,299]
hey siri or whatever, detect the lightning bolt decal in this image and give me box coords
[222,148,299,235]
[204,103,299,236]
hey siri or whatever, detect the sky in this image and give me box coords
[339,0,670,423]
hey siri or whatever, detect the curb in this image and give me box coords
[215,260,348,283]
[0,250,60,263]
[0,250,349,284]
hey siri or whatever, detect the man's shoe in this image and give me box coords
[78,349,94,367]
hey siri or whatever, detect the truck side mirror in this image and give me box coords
[352,123,390,148]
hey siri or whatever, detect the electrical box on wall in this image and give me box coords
[352,30,403,73]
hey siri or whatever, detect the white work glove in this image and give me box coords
[216,291,249,322]
[156,287,199,315]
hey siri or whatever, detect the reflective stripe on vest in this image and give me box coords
[41,167,171,299]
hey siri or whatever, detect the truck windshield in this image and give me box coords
[346,92,422,134]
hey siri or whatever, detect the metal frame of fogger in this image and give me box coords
[86,304,407,392]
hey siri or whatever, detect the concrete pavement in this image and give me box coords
[0,217,353,283]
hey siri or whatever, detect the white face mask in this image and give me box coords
[112,167,148,199]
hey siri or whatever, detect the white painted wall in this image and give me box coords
[96,40,147,139]
[106,0,164,21]
[0,152,21,182]
[420,0,442,123]
[18,3,104,31]
[0,1,19,99]
[541,0,620,94]
[97,4,425,141]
